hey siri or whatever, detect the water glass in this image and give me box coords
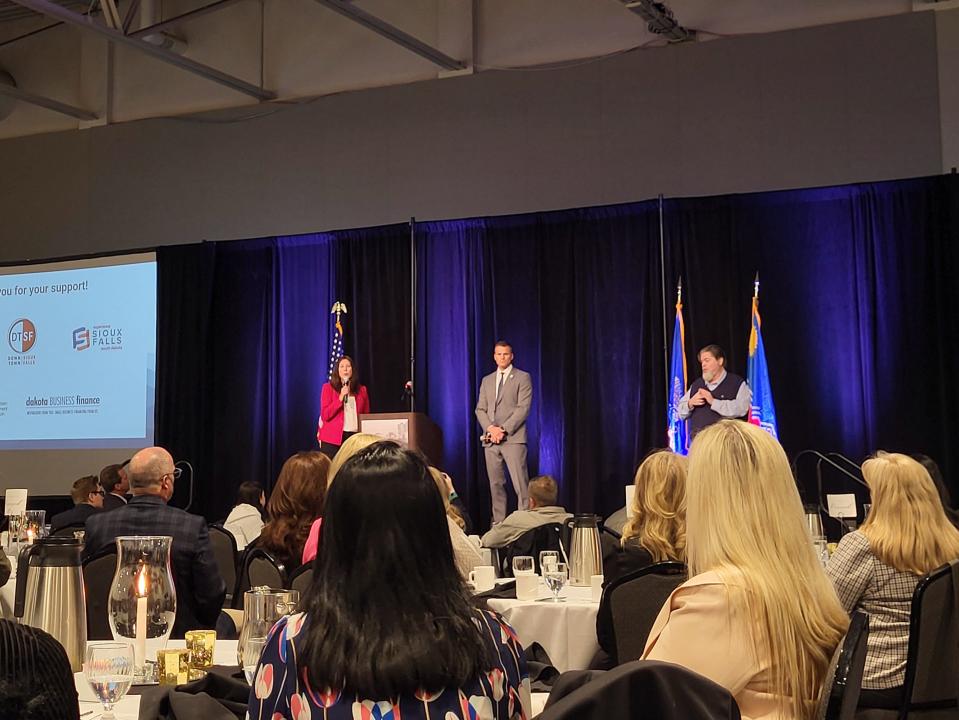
[813,537,829,568]
[539,551,559,573]
[512,556,534,576]
[543,562,568,602]
[240,636,267,684]
[84,642,135,719]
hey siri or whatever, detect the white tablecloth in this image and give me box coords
[76,639,240,719]
[487,581,600,673]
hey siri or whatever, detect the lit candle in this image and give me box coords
[26,528,35,545]
[135,563,149,669]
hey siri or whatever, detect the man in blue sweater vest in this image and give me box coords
[678,344,752,440]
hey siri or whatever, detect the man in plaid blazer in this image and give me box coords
[83,446,226,638]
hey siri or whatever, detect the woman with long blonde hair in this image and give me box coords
[643,420,848,720]
[429,467,484,579]
[826,452,959,710]
[609,450,686,581]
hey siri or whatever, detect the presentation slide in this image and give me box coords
[0,255,156,452]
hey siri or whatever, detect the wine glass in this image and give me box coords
[543,562,568,603]
[239,636,268,684]
[539,551,559,574]
[512,556,534,576]
[84,642,135,719]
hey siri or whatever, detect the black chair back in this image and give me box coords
[234,547,286,605]
[901,561,959,716]
[602,561,686,664]
[82,547,117,640]
[500,523,565,577]
[539,659,741,720]
[207,524,238,607]
[289,564,313,597]
[817,611,869,720]
[50,524,85,538]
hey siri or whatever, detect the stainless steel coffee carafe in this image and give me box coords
[565,514,602,586]
[14,536,87,671]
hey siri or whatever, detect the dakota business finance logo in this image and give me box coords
[73,323,123,351]
[7,318,37,366]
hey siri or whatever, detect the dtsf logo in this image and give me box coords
[8,318,36,353]
[73,327,91,351]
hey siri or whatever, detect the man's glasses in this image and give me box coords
[162,468,183,481]
[92,489,106,496]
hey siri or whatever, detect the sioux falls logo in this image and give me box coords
[73,324,123,351]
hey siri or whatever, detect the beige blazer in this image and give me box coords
[643,570,792,720]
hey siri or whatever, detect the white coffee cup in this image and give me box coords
[591,574,604,603]
[469,565,496,592]
[515,573,540,601]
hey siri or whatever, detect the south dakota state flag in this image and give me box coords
[667,301,688,455]
[747,295,779,439]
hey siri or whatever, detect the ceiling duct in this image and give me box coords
[622,1,695,42]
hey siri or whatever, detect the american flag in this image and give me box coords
[328,301,347,377]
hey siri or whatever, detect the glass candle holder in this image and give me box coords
[108,536,176,682]
[157,649,190,686]
[185,629,216,671]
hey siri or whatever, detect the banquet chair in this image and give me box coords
[539,659,741,720]
[857,561,959,720]
[82,546,117,640]
[599,561,686,664]
[207,523,238,607]
[288,564,313,597]
[50,523,86,538]
[500,523,566,577]
[817,611,869,720]
[233,547,286,606]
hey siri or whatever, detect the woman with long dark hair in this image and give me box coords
[317,355,371,458]
[248,442,531,719]
[223,481,266,550]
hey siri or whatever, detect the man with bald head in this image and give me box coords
[83,447,226,637]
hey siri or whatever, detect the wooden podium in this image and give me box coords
[359,412,444,467]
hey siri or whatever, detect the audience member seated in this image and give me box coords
[302,432,381,564]
[223,481,266,550]
[826,451,959,710]
[912,453,959,528]
[247,441,530,719]
[0,552,9,588]
[604,450,686,583]
[258,451,330,571]
[643,420,848,720]
[99,461,129,511]
[49,475,104,533]
[430,466,484,579]
[0,619,80,720]
[481,475,571,548]
[83,446,226,638]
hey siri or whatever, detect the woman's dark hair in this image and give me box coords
[300,441,491,697]
[236,481,264,509]
[0,620,80,720]
[329,355,359,393]
[913,453,959,528]
[259,452,329,568]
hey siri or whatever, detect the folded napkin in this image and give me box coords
[138,667,249,720]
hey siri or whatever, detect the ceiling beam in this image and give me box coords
[312,0,466,71]
[7,0,275,101]
[0,82,98,120]
[129,0,247,38]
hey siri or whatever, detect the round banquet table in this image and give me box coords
[486,580,600,673]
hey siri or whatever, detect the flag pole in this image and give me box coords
[659,193,668,403]
[754,271,759,300]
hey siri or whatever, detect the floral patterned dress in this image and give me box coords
[246,610,531,720]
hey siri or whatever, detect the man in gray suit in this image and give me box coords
[475,341,533,525]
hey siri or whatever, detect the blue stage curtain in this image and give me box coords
[156,234,335,519]
[663,175,959,488]
[416,202,665,530]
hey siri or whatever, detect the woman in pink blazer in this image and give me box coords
[317,356,370,458]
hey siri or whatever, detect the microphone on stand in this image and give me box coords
[401,380,413,401]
